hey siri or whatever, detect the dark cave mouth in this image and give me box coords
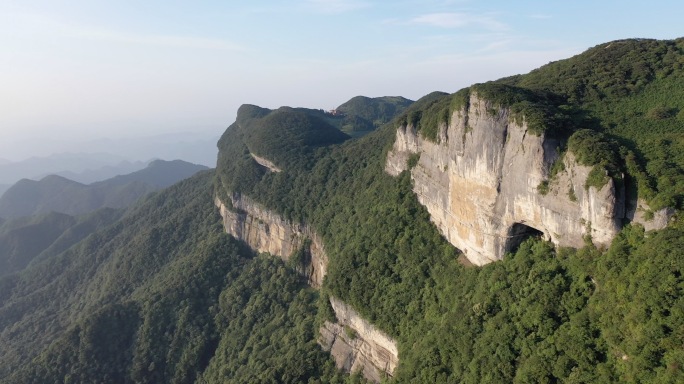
[505,223,545,254]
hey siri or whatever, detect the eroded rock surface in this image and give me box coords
[386,93,628,265]
[319,297,398,382]
[251,153,282,173]
[215,194,326,287]
[629,199,675,231]
[215,193,396,381]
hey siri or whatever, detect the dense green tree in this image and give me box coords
[0,38,682,383]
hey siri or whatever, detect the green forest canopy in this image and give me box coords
[0,38,682,383]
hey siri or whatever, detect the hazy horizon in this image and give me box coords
[0,128,221,163]
[2,0,683,162]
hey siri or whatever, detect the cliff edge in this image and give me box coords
[386,92,628,265]
[215,194,398,381]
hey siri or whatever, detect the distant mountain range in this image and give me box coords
[52,160,149,184]
[0,131,220,170]
[0,130,221,190]
[0,152,145,187]
[0,208,123,278]
[0,159,208,218]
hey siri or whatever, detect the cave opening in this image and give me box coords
[505,223,545,254]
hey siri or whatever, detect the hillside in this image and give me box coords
[0,38,682,383]
[214,38,684,382]
[498,38,684,211]
[0,159,208,218]
[0,208,123,277]
[0,171,347,383]
[334,96,414,136]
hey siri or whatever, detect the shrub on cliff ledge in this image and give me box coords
[568,129,623,190]
[472,83,574,136]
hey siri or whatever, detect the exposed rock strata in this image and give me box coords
[215,194,397,381]
[215,194,326,287]
[386,93,632,265]
[251,153,282,173]
[629,199,675,231]
[318,297,399,383]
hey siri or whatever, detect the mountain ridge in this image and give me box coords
[0,38,682,383]
[0,159,208,218]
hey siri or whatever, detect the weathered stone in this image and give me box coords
[215,193,397,382]
[629,199,675,231]
[386,93,627,265]
[215,194,326,287]
[251,153,282,173]
[319,297,399,382]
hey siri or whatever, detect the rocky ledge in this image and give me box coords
[215,193,398,381]
[319,297,399,382]
[386,92,668,265]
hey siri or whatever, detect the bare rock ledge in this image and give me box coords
[386,93,668,265]
[215,194,398,381]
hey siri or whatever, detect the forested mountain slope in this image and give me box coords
[0,38,681,383]
[500,38,684,210]
[0,171,348,383]
[215,38,684,382]
[0,159,208,218]
[0,208,123,277]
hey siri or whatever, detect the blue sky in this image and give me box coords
[1,0,682,158]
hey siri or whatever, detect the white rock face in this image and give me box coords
[215,194,327,287]
[318,297,399,382]
[251,153,282,173]
[629,199,675,231]
[215,193,397,381]
[386,93,628,265]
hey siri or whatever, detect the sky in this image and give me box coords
[1,0,683,161]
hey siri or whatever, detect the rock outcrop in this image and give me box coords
[215,194,326,287]
[215,193,398,381]
[386,93,628,265]
[251,153,282,173]
[629,199,675,231]
[319,297,399,382]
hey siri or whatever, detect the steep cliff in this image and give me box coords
[215,194,327,287]
[215,193,398,381]
[319,297,399,382]
[387,92,628,265]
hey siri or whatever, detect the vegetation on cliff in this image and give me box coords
[0,171,350,383]
[212,38,683,382]
[0,38,682,383]
[404,38,684,209]
[336,96,413,135]
[502,38,684,209]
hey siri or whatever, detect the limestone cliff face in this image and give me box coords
[386,93,627,265]
[318,297,399,383]
[215,193,397,381]
[215,194,327,287]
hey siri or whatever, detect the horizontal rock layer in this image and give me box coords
[387,93,630,265]
[319,297,399,383]
[215,194,326,287]
[215,193,397,381]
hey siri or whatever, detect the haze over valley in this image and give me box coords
[0,1,683,383]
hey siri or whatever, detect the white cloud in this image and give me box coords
[71,28,244,51]
[305,0,370,14]
[411,12,507,31]
[528,14,552,19]
[3,12,243,51]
